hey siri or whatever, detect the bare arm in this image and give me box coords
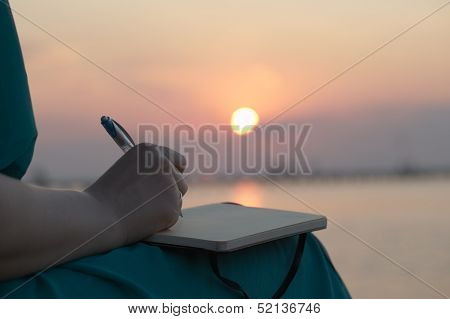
[0,144,187,281]
[0,175,124,280]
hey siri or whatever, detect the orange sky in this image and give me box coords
[9,0,450,179]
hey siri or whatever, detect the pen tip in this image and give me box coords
[100,115,109,124]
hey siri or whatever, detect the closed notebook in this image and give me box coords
[144,203,326,252]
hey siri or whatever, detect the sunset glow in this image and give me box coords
[12,0,450,179]
[231,107,260,135]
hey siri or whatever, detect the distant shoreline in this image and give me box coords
[25,169,450,189]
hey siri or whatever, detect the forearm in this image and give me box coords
[0,174,125,281]
[0,144,186,281]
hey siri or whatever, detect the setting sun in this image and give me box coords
[231,107,260,135]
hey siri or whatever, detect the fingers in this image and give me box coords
[133,143,188,195]
[170,162,188,196]
[134,143,186,173]
[155,145,187,173]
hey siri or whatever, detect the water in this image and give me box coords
[183,176,450,298]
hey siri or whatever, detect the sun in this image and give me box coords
[231,107,260,135]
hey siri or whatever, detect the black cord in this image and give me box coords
[209,253,250,298]
[209,234,307,299]
[272,234,307,298]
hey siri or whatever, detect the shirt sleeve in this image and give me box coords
[0,0,38,179]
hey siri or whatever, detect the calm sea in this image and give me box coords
[184,176,450,298]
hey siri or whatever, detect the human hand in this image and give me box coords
[85,143,188,245]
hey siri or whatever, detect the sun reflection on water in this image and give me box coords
[231,180,263,207]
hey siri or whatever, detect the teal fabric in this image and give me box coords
[0,0,37,179]
[1,235,349,298]
[0,1,350,299]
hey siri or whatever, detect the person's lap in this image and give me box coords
[0,234,350,298]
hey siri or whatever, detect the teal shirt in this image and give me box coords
[0,1,350,298]
[0,0,37,179]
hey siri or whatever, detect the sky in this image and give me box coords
[8,0,450,180]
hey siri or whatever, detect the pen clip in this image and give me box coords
[112,119,135,146]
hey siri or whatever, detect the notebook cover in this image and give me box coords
[144,203,327,252]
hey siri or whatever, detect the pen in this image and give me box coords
[101,116,135,153]
[100,115,183,217]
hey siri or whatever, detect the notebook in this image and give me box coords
[144,203,327,252]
